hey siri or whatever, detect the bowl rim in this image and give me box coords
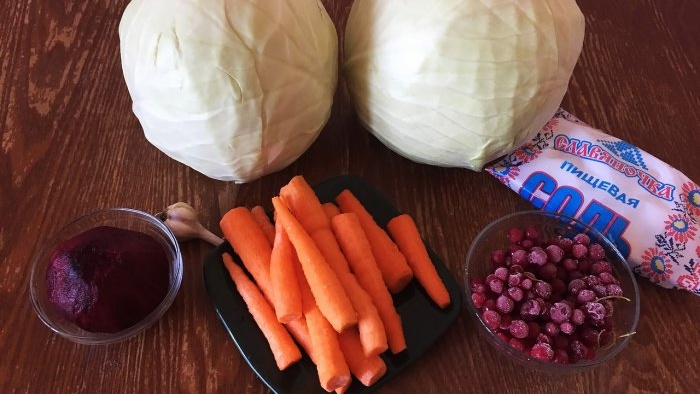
[463,210,640,371]
[28,207,183,345]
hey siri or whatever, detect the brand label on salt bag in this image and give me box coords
[486,109,700,294]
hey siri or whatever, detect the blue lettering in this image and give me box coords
[598,181,610,191]
[519,172,557,209]
[543,186,583,218]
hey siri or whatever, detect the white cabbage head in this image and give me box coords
[119,0,338,182]
[344,0,585,170]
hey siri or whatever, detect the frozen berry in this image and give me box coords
[584,275,600,287]
[509,338,526,352]
[606,284,623,297]
[520,299,541,319]
[470,280,487,294]
[494,267,509,281]
[580,328,600,346]
[521,239,535,250]
[521,278,533,290]
[536,333,552,345]
[491,249,507,266]
[531,343,554,361]
[568,279,585,295]
[508,273,522,287]
[571,309,585,326]
[488,278,504,294]
[560,322,575,335]
[573,233,590,246]
[534,281,552,299]
[584,302,606,321]
[507,286,524,302]
[562,258,578,272]
[496,295,515,314]
[511,249,527,266]
[592,284,608,297]
[483,310,501,330]
[524,225,540,241]
[569,340,589,360]
[471,292,486,308]
[558,237,574,252]
[507,227,524,243]
[553,349,570,364]
[550,302,573,324]
[545,244,564,264]
[527,247,548,266]
[544,322,560,336]
[572,244,588,259]
[599,272,616,284]
[577,289,596,303]
[509,319,529,339]
[587,243,606,260]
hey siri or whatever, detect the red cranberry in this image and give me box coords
[538,263,558,280]
[536,333,552,345]
[509,319,529,339]
[592,284,608,297]
[553,349,570,364]
[520,299,541,319]
[524,225,540,241]
[507,287,524,302]
[545,244,564,264]
[520,278,533,290]
[471,293,486,308]
[483,310,501,330]
[606,284,623,297]
[584,302,606,321]
[508,273,523,287]
[491,249,507,266]
[534,281,552,299]
[572,244,588,259]
[560,322,575,335]
[494,267,509,281]
[558,237,574,252]
[587,243,606,260]
[496,295,515,314]
[573,233,590,246]
[545,322,560,336]
[571,309,585,326]
[511,249,527,266]
[550,302,573,323]
[577,289,596,303]
[509,338,526,352]
[569,340,589,360]
[599,272,616,284]
[568,278,585,295]
[507,227,524,243]
[531,343,554,361]
[488,278,504,294]
[527,247,548,266]
[562,258,578,272]
[521,239,535,250]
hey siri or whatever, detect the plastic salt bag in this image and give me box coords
[486,109,700,294]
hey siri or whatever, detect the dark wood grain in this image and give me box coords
[1,0,699,393]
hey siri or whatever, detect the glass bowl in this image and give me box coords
[463,210,640,372]
[29,208,182,345]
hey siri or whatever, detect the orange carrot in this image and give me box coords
[338,328,387,387]
[296,260,351,392]
[285,317,317,364]
[220,207,273,302]
[331,213,407,354]
[335,190,413,293]
[322,202,341,220]
[280,175,331,234]
[387,214,451,308]
[312,228,387,356]
[222,253,301,370]
[270,220,303,323]
[272,196,357,332]
[251,205,275,246]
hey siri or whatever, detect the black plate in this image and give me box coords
[203,175,463,394]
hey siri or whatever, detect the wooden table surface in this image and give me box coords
[2,1,699,393]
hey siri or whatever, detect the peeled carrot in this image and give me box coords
[331,213,407,354]
[220,207,273,302]
[251,205,275,246]
[338,328,387,387]
[335,190,413,293]
[270,220,303,323]
[322,202,341,219]
[280,175,331,234]
[222,253,301,371]
[296,260,351,392]
[387,214,451,308]
[272,196,357,332]
[285,317,317,364]
[312,229,387,356]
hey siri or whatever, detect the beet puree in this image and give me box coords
[45,226,170,333]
